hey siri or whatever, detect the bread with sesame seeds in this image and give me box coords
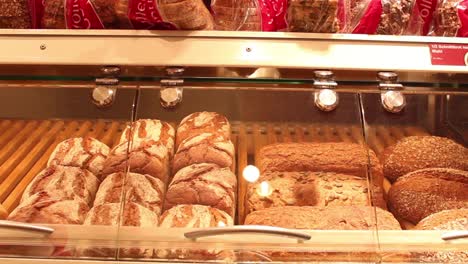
[383,136,467,182]
[388,168,468,225]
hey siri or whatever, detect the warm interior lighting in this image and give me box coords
[257,181,272,197]
[243,165,260,183]
[217,221,226,227]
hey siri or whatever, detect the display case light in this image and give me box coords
[243,165,260,183]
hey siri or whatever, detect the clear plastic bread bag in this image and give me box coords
[287,0,341,33]
[0,0,40,28]
[429,0,468,37]
[157,0,214,30]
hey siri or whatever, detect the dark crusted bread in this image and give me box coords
[383,136,467,182]
[388,168,468,225]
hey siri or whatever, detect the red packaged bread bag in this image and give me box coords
[211,0,287,31]
[429,0,468,37]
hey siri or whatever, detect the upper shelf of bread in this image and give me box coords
[0,30,467,73]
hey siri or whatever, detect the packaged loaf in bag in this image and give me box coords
[0,0,39,28]
[211,0,287,31]
[157,0,214,29]
[429,0,468,37]
[287,0,341,33]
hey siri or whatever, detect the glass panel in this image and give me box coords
[0,87,137,260]
[361,91,467,263]
[118,86,381,262]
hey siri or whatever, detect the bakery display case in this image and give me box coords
[0,30,466,263]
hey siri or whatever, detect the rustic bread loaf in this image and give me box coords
[80,202,158,258]
[21,165,100,206]
[258,142,383,186]
[388,168,468,225]
[120,119,175,156]
[102,140,170,183]
[156,204,233,261]
[211,5,262,31]
[176,112,231,150]
[383,136,467,182]
[93,172,165,216]
[414,209,468,263]
[0,0,32,28]
[164,163,237,216]
[158,0,214,29]
[8,192,90,224]
[246,171,387,214]
[287,0,340,33]
[0,204,7,220]
[245,205,401,230]
[172,133,235,174]
[48,137,110,177]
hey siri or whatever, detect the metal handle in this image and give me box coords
[184,225,311,241]
[441,231,468,241]
[0,220,54,234]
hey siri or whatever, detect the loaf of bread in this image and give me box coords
[176,112,231,150]
[80,202,158,258]
[259,142,383,186]
[0,0,32,28]
[8,192,90,224]
[0,204,8,220]
[156,204,233,260]
[164,163,237,216]
[388,168,468,225]
[120,119,175,156]
[383,136,467,182]
[21,165,100,206]
[48,137,109,177]
[287,0,340,33]
[211,0,261,31]
[93,172,165,216]
[172,133,235,174]
[157,0,214,30]
[102,140,170,183]
[246,171,387,214]
[414,209,468,263]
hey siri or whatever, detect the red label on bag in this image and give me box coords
[128,0,176,29]
[415,0,437,35]
[352,0,382,34]
[65,0,104,29]
[259,0,287,31]
[457,0,468,37]
[429,43,468,66]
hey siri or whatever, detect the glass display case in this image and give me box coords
[0,30,466,263]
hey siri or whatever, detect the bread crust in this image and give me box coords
[176,112,230,150]
[258,142,383,186]
[8,192,90,224]
[158,0,214,30]
[94,172,165,216]
[245,171,387,214]
[383,136,467,182]
[164,163,237,216]
[48,137,109,177]
[172,133,234,174]
[388,168,468,225]
[21,165,100,206]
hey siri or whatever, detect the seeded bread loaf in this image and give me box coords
[156,204,233,261]
[172,133,235,174]
[388,168,468,225]
[383,136,467,182]
[414,209,468,263]
[48,137,110,177]
[21,165,100,206]
[176,112,231,150]
[102,140,170,183]
[0,0,32,28]
[164,163,237,216]
[258,142,383,186]
[246,171,386,214]
[8,192,90,224]
[93,172,165,216]
[120,119,175,156]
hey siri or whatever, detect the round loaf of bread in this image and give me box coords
[21,165,100,206]
[119,119,175,156]
[102,140,170,183]
[176,112,231,150]
[414,209,468,263]
[383,136,467,182]
[94,172,165,216]
[8,192,90,224]
[48,137,110,177]
[244,206,401,230]
[172,133,234,174]
[388,168,468,225]
[164,163,237,216]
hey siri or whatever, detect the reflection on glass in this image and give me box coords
[381,90,406,113]
[314,89,339,112]
[257,181,272,197]
[243,165,260,183]
[217,221,226,227]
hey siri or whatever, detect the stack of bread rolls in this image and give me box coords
[159,112,236,261]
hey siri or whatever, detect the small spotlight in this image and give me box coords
[242,165,260,183]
